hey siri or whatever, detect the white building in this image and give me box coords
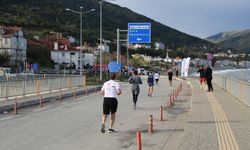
[51,49,79,69]
[239,61,250,68]
[51,48,97,70]
[154,42,165,50]
[0,25,27,70]
[98,44,110,53]
[129,44,151,49]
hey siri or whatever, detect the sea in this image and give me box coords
[213,68,250,83]
[190,68,250,83]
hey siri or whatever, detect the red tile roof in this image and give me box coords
[27,39,40,46]
[39,34,70,47]
[39,34,84,52]
[3,26,21,37]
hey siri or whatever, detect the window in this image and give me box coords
[3,38,8,45]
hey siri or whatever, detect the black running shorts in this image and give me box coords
[103,97,118,115]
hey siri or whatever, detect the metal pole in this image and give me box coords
[79,8,83,76]
[57,33,59,74]
[117,28,120,64]
[100,1,103,81]
[127,40,129,67]
[66,8,95,75]
[80,6,83,76]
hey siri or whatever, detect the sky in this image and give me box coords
[111,0,250,38]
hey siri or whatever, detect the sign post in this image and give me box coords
[108,61,121,73]
[128,23,151,43]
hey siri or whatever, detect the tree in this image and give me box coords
[0,53,10,67]
[27,45,54,68]
[130,54,149,68]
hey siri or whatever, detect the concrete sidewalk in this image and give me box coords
[178,78,250,150]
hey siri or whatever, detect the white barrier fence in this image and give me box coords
[0,75,86,100]
[213,75,250,106]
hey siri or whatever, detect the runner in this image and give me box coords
[128,70,142,110]
[168,69,173,86]
[197,66,205,89]
[100,73,122,134]
[147,72,154,97]
[154,71,160,86]
[175,69,179,78]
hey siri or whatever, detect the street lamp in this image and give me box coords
[66,7,95,76]
[99,0,115,81]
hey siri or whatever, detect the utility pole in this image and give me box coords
[66,7,95,76]
[117,28,120,64]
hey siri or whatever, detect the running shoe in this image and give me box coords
[133,104,136,110]
[108,128,116,133]
[101,124,105,133]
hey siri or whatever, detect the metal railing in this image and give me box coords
[0,74,86,100]
[213,74,250,106]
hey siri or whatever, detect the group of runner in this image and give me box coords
[99,69,179,133]
[100,65,213,134]
[128,70,160,110]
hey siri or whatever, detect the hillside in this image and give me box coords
[206,29,250,52]
[206,31,240,43]
[0,0,214,52]
[218,30,250,51]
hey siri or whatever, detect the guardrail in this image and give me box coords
[213,75,250,106]
[0,74,86,100]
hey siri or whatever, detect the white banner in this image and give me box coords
[181,57,190,77]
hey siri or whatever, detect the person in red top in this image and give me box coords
[197,66,205,89]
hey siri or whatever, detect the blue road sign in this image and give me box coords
[108,61,121,73]
[128,23,151,43]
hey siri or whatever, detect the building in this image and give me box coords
[0,25,27,71]
[129,43,151,49]
[51,48,97,69]
[43,33,97,69]
[239,61,250,68]
[154,42,165,50]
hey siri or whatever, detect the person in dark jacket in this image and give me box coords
[147,72,154,97]
[128,70,142,110]
[204,65,213,92]
[168,69,173,86]
[197,66,205,89]
[175,69,179,78]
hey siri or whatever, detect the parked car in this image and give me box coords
[39,70,49,74]
[137,68,146,75]
[0,67,16,78]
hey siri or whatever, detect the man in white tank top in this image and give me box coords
[100,73,121,133]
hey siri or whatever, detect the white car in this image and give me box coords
[137,68,145,75]
[0,67,16,78]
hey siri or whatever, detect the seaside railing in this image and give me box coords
[213,74,250,106]
[0,74,86,101]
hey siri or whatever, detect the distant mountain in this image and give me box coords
[206,29,250,51]
[0,0,214,54]
[206,31,240,43]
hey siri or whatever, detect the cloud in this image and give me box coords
[112,0,250,38]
